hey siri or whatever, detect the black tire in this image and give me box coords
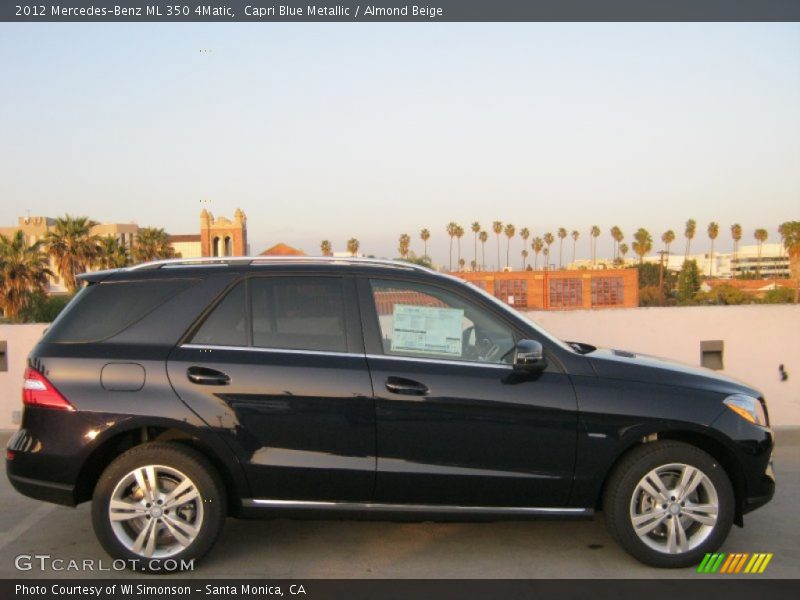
[92,442,226,572]
[603,440,734,568]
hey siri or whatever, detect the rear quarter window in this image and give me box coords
[44,279,195,343]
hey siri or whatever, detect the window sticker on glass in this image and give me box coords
[390,304,464,357]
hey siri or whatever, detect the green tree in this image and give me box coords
[0,231,53,321]
[730,223,742,263]
[532,237,543,270]
[18,291,72,323]
[398,233,411,259]
[632,228,653,264]
[761,287,794,304]
[320,240,332,257]
[676,259,701,304]
[46,215,99,292]
[707,222,719,276]
[590,225,600,265]
[779,221,800,302]
[696,284,750,306]
[570,230,580,265]
[133,227,176,263]
[471,222,481,271]
[492,221,503,271]
[455,225,465,270]
[543,232,555,270]
[661,229,675,256]
[419,228,430,260]
[346,237,360,257]
[610,226,624,262]
[446,222,459,271]
[754,228,768,278]
[684,219,697,259]
[557,227,567,268]
[97,235,130,269]
[504,223,516,269]
[619,242,629,262]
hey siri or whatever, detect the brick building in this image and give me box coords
[456,268,639,310]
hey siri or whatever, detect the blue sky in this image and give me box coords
[1,23,798,265]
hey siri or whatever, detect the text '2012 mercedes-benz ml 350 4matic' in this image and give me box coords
[6,257,774,570]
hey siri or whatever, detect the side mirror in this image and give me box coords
[513,339,547,374]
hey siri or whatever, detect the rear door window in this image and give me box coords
[189,277,348,353]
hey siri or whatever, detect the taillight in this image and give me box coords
[22,367,75,411]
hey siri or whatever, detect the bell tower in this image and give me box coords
[200,208,247,257]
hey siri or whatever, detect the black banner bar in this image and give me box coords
[4,579,800,600]
[3,1,800,23]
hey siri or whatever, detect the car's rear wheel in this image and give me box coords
[92,442,225,572]
[603,440,734,568]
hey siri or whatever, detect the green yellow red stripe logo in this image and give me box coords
[697,553,773,574]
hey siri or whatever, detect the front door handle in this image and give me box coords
[187,366,230,386]
[385,377,429,396]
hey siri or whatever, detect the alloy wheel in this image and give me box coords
[108,464,204,559]
[629,462,719,554]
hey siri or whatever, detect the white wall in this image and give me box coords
[1,305,798,430]
[0,324,49,430]
[523,305,800,426]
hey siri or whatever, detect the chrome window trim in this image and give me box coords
[181,343,362,359]
[241,498,591,516]
[366,353,513,370]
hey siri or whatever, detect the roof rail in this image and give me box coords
[127,256,435,273]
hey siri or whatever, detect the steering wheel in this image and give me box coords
[462,326,501,362]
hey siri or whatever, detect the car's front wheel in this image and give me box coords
[604,440,734,568]
[92,442,226,572]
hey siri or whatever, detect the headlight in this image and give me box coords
[723,394,767,426]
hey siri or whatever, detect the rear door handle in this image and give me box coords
[385,377,429,396]
[187,366,230,386]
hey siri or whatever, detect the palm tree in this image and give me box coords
[754,228,768,277]
[133,227,176,264]
[590,225,600,266]
[492,221,503,271]
[347,238,360,257]
[458,258,466,271]
[504,224,516,269]
[455,225,465,269]
[521,249,529,270]
[445,222,458,271]
[557,228,567,269]
[661,230,675,257]
[45,215,99,293]
[542,247,550,269]
[519,227,530,264]
[471,222,481,271]
[684,219,697,259]
[632,228,653,264]
[532,237,543,270]
[97,235,130,269]
[730,223,742,265]
[610,226,623,262]
[478,231,488,271]
[0,231,52,320]
[779,221,800,302]
[543,232,555,270]
[570,230,580,265]
[707,222,719,276]
[398,233,411,259]
[420,229,430,260]
[320,240,333,257]
[619,243,629,262]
